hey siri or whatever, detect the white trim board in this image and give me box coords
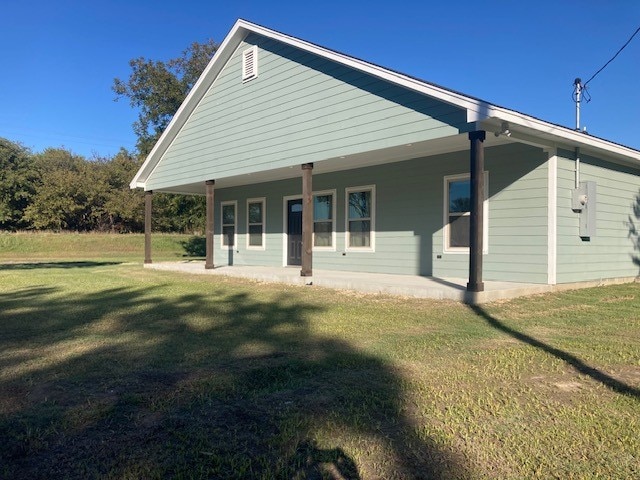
[547,151,557,285]
[220,200,238,250]
[246,197,266,250]
[345,184,376,252]
[442,173,489,255]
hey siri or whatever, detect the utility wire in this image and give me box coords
[584,25,640,86]
[572,84,592,103]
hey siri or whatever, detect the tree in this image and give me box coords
[113,40,216,234]
[113,40,218,156]
[23,148,101,231]
[153,193,205,234]
[0,138,37,230]
[96,149,145,232]
[0,136,205,233]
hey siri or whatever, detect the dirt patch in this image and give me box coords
[474,336,522,350]
[495,303,597,320]
[136,411,164,429]
[404,324,441,335]
[526,366,640,402]
[526,326,559,338]
[608,366,640,386]
[553,381,583,392]
[524,372,589,403]
[0,384,29,415]
[599,295,635,303]
[27,380,78,406]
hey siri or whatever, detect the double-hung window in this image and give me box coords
[313,191,335,249]
[221,201,236,248]
[346,185,375,250]
[444,174,488,252]
[247,198,265,249]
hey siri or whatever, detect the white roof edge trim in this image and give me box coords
[490,107,640,161]
[131,19,640,190]
[130,19,249,189]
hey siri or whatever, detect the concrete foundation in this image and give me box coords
[143,261,637,303]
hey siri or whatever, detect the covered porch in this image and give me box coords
[144,261,558,304]
[143,129,498,294]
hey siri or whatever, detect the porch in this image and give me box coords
[144,261,558,304]
[142,129,497,296]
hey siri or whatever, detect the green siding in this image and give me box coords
[213,143,550,283]
[556,151,640,283]
[214,180,293,268]
[433,143,549,283]
[146,33,468,191]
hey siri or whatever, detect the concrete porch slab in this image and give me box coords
[144,261,560,303]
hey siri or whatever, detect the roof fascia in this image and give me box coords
[130,19,250,189]
[486,107,640,164]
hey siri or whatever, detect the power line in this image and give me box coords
[584,25,640,86]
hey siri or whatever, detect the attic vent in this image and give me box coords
[242,46,258,82]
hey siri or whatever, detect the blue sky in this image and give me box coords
[1,0,639,158]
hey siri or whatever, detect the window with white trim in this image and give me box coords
[242,46,258,82]
[444,174,488,252]
[313,191,335,248]
[346,185,375,250]
[221,201,236,248]
[247,198,265,249]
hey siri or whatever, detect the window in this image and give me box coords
[313,191,335,249]
[444,174,488,252]
[448,178,471,248]
[247,198,265,249]
[346,185,375,250]
[221,201,236,248]
[242,45,258,82]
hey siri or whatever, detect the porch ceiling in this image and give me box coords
[155,132,512,195]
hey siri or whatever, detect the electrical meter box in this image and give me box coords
[571,181,596,239]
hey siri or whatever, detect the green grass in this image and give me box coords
[0,234,639,479]
[0,232,197,262]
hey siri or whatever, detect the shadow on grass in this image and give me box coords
[180,235,206,257]
[0,261,121,270]
[0,268,469,479]
[288,440,361,479]
[470,305,640,400]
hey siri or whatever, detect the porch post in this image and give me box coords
[467,130,486,292]
[301,163,313,277]
[205,180,215,269]
[144,190,153,264]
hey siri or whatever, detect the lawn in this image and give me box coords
[0,232,197,262]
[0,234,639,479]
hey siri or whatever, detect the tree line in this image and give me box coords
[0,39,219,233]
[0,139,205,233]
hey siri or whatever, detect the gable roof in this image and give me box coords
[131,19,640,189]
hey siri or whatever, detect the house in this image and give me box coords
[131,19,640,295]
